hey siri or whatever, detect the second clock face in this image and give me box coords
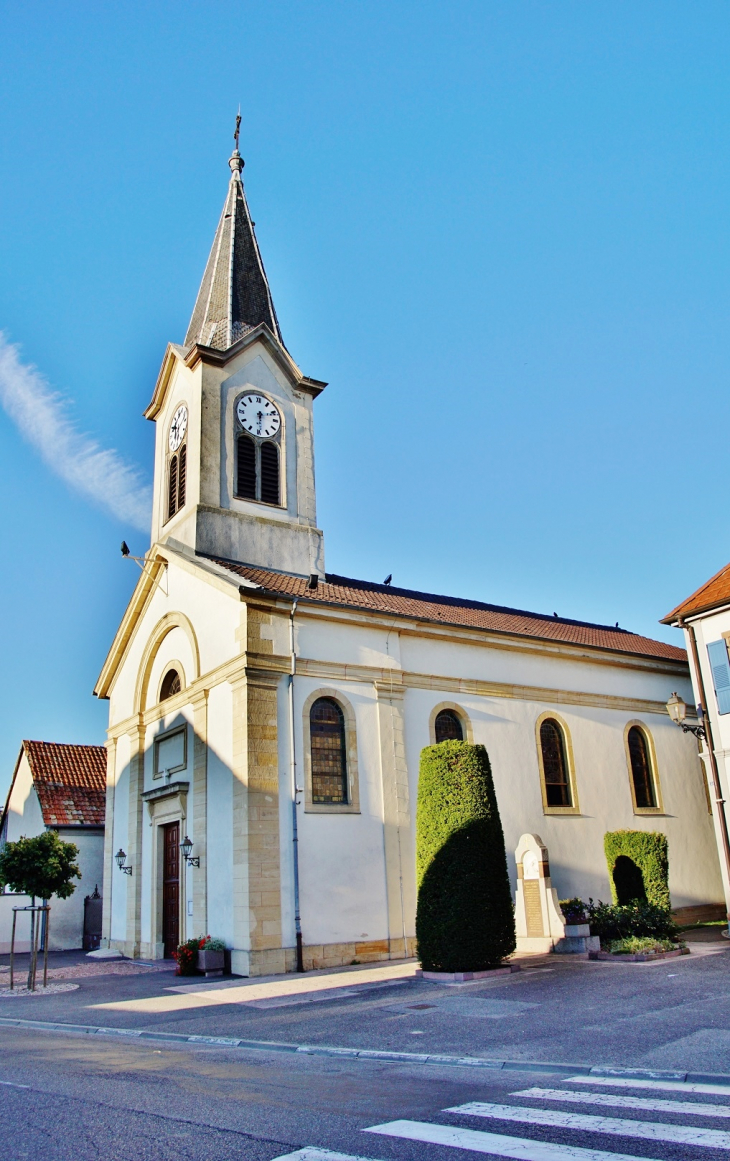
[169,404,188,452]
[236,393,281,438]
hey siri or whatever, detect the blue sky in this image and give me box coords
[1,2,729,796]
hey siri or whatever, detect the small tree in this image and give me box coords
[0,832,81,901]
[0,832,80,988]
[416,741,515,972]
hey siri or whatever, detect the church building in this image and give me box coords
[95,135,723,973]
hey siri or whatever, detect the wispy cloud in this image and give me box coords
[0,332,151,532]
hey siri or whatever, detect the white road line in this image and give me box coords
[365,1119,644,1160]
[567,1075,730,1097]
[512,1086,730,1119]
[449,1101,730,1150]
[0,1080,29,1089]
[272,1150,378,1161]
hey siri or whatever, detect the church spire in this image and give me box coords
[184,118,283,352]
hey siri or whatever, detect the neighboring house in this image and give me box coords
[0,741,106,950]
[95,136,724,974]
[663,564,730,923]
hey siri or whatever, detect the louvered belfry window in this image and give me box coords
[628,726,656,809]
[168,455,178,520]
[435,709,463,743]
[260,442,280,505]
[234,397,282,506]
[236,434,257,499]
[177,444,187,510]
[310,697,347,804]
[540,719,572,807]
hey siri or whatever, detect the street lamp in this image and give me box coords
[115,848,132,875]
[666,692,706,740]
[179,835,199,868]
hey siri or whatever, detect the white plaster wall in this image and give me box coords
[277,675,296,949]
[4,755,44,841]
[402,684,722,910]
[294,677,389,946]
[110,734,130,943]
[206,682,234,945]
[47,829,105,950]
[107,555,240,727]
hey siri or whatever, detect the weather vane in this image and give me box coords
[234,110,241,151]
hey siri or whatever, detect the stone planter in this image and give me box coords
[416,964,521,982]
[553,922,600,955]
[588,946,689,963]
[197,949,224,977]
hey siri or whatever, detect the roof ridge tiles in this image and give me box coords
[207,557,685,663]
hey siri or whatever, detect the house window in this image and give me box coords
[539,718,572,808]
[627,726,657,809]
[435,709,463,743]
[234,394,282,506]
[708,640,730,715]
[160,669,181,701]
[310,697,347,804]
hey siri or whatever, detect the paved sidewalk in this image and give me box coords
[0,934,728,1075]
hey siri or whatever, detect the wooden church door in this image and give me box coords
[162,821,180,959]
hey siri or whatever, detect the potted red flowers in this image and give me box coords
[173,935,226,976]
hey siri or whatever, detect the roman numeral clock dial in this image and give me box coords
[236,394,281,438]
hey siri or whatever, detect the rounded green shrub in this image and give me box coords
[416,741,515,972]
[604,831,670,910]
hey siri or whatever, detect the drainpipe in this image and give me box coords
[679,617,730,930]
[289,599,304,972]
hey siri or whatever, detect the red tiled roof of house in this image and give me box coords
[23,741,107,828]
[213,560,686,663]
[662,560,730,625]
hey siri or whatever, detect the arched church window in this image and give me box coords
[234,392,282,506]
[310,697,347,804]
[166,403,188,522]
[435,709,463,743]
[627,726,657,810]
[539,718,572,808]
[160,669,182,701]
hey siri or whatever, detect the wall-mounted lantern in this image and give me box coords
[179,835,199,868]
[115,848,132,876]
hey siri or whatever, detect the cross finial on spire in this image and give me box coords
[229,109,244,176]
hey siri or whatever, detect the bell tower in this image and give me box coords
[143,123,326,578]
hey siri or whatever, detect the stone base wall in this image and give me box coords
[672,902,727,926]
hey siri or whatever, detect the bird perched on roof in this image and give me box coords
[383,574,392,585]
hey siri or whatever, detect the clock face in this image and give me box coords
[169,404,188,452]
[236,393,281,438]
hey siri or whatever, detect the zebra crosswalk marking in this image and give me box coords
[449,1100,730,1149]
[512,1085,730,1119]
[566,1075,730,1097]
[365,1119,647,1160]
[271,1149,377,1161]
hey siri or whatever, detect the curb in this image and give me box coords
[0,1015,729,1087]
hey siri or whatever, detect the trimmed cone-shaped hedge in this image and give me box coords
[604,830,670,909]
[416,741,515,972]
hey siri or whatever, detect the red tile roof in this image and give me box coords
[23,741,107,828]
[662,560,730,624]
[215,560,686,663]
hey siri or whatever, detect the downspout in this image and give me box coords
[679,616,730,928]
[289,599,304,972]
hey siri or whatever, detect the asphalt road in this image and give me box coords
[1,936,730,1161]
[2,1023,730,1161]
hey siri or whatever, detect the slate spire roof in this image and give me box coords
[184,139,282,352]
